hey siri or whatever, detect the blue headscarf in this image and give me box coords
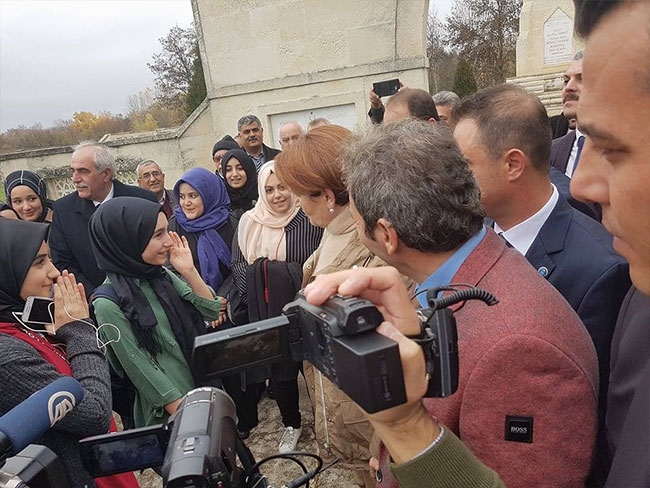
[173,167,232,290]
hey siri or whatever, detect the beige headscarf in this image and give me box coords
[238,161,300,264]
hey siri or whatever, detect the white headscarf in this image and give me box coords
[238,161,300,263]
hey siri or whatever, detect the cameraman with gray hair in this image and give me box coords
[306,119,598,487]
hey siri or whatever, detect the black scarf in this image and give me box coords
[221,149,258,211]
[88,197,206,363]
[4,170,54,222]
[0,219,50,322]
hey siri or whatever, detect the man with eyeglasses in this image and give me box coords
[136,160,177,218]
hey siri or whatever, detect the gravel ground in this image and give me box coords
[135,375,361,487]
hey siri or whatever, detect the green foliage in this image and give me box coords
[453,58,478,97]
[185,45,207,116]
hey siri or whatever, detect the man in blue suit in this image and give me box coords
[452,84,631,438]
[49,141,157,295]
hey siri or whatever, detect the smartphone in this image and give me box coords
[22,297,54,325]
[373,78,400,98]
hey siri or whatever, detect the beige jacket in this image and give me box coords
[302,208,383,474]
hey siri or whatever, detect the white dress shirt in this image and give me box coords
[494,185,559,256]
[565,128,584,178]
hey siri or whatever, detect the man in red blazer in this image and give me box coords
[340,119,599,487]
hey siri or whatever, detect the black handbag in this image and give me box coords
[217,274,249,326]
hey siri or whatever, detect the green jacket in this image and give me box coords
[94,270,222,427]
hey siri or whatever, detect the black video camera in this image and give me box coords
[0,445,68,488]
[80,387,253,488]
[193,291,479,413]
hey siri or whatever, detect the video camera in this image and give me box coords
[80,387,256,488]
[80,287,496,488]
[194,288,497,413]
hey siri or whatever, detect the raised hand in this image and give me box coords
[168,231,196,276]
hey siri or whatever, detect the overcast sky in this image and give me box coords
[0,0,454,133]
[0,0,194,132]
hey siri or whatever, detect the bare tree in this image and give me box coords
[148,24,198,107]
[426,7,459,93]
[446,0,521,87]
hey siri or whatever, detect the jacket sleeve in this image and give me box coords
[576,261,631,387]
[94,298,186,407]
[456,334,598,487]
[391,429,505,488]
[0,323,112,437]
[48,208,95,293]
[167,269,223,321]
[230,231,249,305]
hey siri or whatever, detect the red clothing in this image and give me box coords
[0,323,139,488]
[378,230,598,487]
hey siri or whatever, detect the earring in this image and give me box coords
[328,207,334,214]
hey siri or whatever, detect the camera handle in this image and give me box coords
[410,286,498,398]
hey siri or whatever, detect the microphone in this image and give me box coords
[0,376,84,465]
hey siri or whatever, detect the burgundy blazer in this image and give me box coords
[378,230,599,488]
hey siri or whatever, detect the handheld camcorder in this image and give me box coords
[80,387,259,488]
[194,289,496,413]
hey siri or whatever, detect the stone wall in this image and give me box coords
[1,0,430,199]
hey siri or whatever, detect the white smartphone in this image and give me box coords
[22,296,55,325]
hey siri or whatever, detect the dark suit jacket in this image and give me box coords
[602,287,650,486]
[49,180,157,294]
[550,166,601,221]
[549,113,570,139]
[525,195,631,434]
[550,130,576,174]
[262,143,281,163]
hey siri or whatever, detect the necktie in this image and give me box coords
[573,135,585,171]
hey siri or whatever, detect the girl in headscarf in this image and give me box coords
[221,148,258,221]
[168,167,234,292]
[0,218,138,488]
[89,197,226,428]
[231,160,323,451]
[3,170,54,222]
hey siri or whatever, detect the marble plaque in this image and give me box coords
[544,8,573,65]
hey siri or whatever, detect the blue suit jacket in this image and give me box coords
[525,195,630,428]
[550,130,576,174]
[49,180,157,294]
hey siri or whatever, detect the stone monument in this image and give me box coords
[509,0,584,115]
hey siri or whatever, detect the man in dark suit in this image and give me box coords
[342,118,599,487]
[135,159,177,218]
[453,84,631,433]
[237,114,280,172]
[550,51,584,177]
[49,141,157,295]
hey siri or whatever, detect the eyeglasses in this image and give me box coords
[139,171,162,180]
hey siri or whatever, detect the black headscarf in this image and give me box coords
[88,197,206,363]
[0,219,49,322]
[221,149,258,211]
[4,170,53,222]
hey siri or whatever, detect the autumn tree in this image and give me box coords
[446,0,521,87]
[426,8,458,93]
[148,24,200,110]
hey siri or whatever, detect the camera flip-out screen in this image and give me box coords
[194,316,289,381]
